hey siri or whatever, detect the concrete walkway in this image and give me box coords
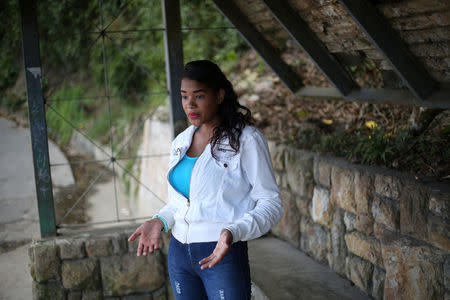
[249,237,371,300]
[0,117,74,300]
[0,117,74,244]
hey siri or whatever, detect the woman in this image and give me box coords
[128,60,283,299]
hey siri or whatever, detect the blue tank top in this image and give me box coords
[168,154,198,199]
[168,126,201,199]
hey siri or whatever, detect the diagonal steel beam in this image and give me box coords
[337,0,439,101]
[210,0,304,94]
[262,0,359,96]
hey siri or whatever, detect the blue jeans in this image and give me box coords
[168,235,251,300]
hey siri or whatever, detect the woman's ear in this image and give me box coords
[218,88,225,104]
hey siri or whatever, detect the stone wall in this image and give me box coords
[28,226,171,300]
[268,141,450,300]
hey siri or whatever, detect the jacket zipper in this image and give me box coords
[167,146,198,244]
[167,147,190,240]
[185,156,200,244]
[167,126,202,244]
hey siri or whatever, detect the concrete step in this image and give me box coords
[248,236,371,300]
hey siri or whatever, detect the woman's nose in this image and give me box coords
[186,96,197,106]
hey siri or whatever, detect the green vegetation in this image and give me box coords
[281,123,449,179]
[0,0,248,196]
[1,0,247,146]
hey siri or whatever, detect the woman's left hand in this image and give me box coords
[199,229,233,270]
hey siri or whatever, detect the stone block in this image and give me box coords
[373,221,397,242]
[30,241,60,282]
[374,174,401,199]
[372,266,385,300]
[311,187,333,227]
[378,0,449,17]
[122,294,152,300]
[166,277,175,300]
[355,212,374,235]
[274,171,287,189]
[394,11,450,31]
[328,209,346,276]
[109,232,128,255]
[32,281,65,300]
[57,238,85,259]
[345,232,383,268]
[82,291,103,300]
[309,224,330,264]
[401,26,450,44]
[295,195,311,218]
[299,217,312,253]
[153,286,167,300]
[101,253,165,296]
[285,149,314,198]
[330,166,356,213]
[268,141,286,171]
[354,170,374,214]
[62,258,101,290]
[410,41,450,58]
[445,255,450,291]
[348,254,373,293]
[313,157,331,188]
[428,215,450,251]
[68,291,82,300]
[271,190,301,247]
[429,188,450,217]
[400,181,429,239]
[67,291,83,300]
[371,196,399,230]
[85,236,113,257]
[381,236,446,300]
[343,211,356,232]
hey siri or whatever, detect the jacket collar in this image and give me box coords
[175,125,197,150]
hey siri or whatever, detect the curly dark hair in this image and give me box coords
[181,60,253,159]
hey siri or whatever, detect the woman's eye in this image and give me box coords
[196,94,205,99]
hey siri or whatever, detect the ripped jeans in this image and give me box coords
[168,235,251,300]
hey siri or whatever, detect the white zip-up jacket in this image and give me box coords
[157,124,283,244]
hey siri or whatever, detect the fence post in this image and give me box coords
[19,0,57,237]
[162,0,186,139]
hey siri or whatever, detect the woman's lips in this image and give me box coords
[188,113,200,119]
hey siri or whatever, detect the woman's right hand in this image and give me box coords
[128,219,164,256]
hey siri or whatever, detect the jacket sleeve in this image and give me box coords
[224,129,284,242]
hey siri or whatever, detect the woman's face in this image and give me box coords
[181,78,224,128]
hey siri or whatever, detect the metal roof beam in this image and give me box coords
[294,86,450,109]
[262,0,359,96]
[337,0,439,101]
[210,0,304,94]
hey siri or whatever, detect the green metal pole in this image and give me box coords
[162,0,186,139]
[19,0,57,237]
